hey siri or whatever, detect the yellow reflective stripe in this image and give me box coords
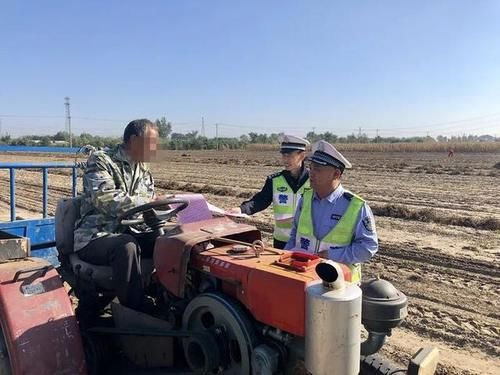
[273,174,310,242]
[348,264,361,283]
[296,190,364,250]
[273,226,292,242]
[275,220,293,229]
[272,175,295,215]
[297,190,314,237]
[322,194,364,245]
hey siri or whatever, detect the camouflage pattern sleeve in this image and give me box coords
[83,152,153,218]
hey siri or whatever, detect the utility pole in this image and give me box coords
[201,117,205,137]
[215,123,219,151]
[358,127,362,138]
[64,97,72,147]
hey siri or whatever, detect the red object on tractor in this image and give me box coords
[0,257,86,375]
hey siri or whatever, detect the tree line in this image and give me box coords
[0,117,497,150]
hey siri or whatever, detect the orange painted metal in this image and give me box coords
[154,217,353,337]
[190,245,318,337]
[155,217,261,298]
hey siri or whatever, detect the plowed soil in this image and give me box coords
[1,149,499,374]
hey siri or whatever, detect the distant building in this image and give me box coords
[478,135,495,142]
[52,140,69,146]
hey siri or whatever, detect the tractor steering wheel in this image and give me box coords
[118,197,189,231]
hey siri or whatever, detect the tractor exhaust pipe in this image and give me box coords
[305,261,362,375]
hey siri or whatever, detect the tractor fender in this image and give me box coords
[0,257,86,374]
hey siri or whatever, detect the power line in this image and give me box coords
[0,114,65,119]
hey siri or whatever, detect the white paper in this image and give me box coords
[172,194,213,224]
[206,202,249,218]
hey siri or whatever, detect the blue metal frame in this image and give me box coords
[0,162,79,265]
[0,218,59,264]
[0,145,79,153]
[0,162,78,221]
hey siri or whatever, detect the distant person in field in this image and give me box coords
[226,135,310,249]
[284,140,378,282]
[73,119,160,312]
[448,147,455,157]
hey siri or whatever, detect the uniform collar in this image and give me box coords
[282,163,308,181]
[313,184,344,203]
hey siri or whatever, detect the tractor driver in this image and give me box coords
[284,140,378,282]
[227,135,310,249]
[73,119,159,311]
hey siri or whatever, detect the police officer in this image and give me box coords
[285,140,378,281]
[227,135,310,249]
[74,119,159,311]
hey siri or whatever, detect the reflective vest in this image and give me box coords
[272,174,310,242]
[295,189,364,283]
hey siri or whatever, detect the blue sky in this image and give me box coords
[1,0,500,138]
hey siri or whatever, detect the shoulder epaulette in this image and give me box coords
[343,190,365,202]
[343,191,354,201]
[268,171,283,179]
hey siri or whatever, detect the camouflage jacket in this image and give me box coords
[73,145,155,251]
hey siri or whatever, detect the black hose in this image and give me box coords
[361,332,387,356]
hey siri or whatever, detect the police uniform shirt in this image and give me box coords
[239,166,309,215]
[284,184,378,264]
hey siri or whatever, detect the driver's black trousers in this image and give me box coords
[78,233,154,310]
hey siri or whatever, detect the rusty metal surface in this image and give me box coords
[0,257,86,374]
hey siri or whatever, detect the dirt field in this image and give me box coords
[1,149,499,374]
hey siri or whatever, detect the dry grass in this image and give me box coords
[246,142,500,153]
[339,142,500,153]
[373,204,500,231]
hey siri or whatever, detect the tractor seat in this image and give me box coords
[55,197,154,291]
[55,197,115,290]
[68,253,114,290]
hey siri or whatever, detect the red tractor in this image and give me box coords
[0,186,439,374]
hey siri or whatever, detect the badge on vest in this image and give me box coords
[278,194,289,204]
[277,186,288,192]
[300,237,310,250]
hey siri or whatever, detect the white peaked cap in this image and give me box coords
[279,134,310,152]
[309,140,352,170]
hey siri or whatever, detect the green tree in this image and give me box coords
[40,136,52,146]
[155,117,172,139]
[54,131,69,141]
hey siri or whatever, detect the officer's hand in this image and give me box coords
[226,207,242,215]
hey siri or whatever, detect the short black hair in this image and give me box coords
[123,119,157,143]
